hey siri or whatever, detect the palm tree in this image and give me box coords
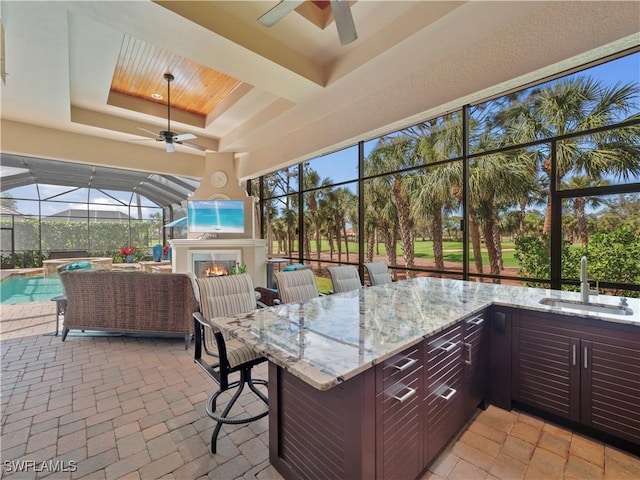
[262,198,279,255]
[365,134,421,277]
[498,77,640,234]
[363,179,389,262]
[563,176,609,248]
[469,152,533,279]
[406,114,463,273]
[303,165,332,268]
[515,173,548,236]
[270,217,286,254]
[282,206,297,257]
[363,176,399,269]
[319,187,356,263]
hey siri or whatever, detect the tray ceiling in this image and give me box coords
[110,35,245,119]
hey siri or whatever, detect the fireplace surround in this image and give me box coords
[169,239,268,288]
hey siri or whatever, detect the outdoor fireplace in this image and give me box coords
[196,260,236,277]
[169,239,267,288]
[191,250,242,278]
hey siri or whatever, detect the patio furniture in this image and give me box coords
[59,270,199,348]
[327,265,362,293]
[266,258,290,289]
[49,295,67,337]
[363,262,393,286]
[47,261,93,336]
[254,286,280,306]
[273,268,320,304]
[192,273,268,454]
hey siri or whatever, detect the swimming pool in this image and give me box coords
[1,274,64,304]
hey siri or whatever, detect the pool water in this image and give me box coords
[1,275,64,304]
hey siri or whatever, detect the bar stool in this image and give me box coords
[192,274,268,454]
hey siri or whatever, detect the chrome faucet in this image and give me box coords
[580,256,598,303]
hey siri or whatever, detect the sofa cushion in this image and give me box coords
[64,261,92,271]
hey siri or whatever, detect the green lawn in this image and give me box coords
[272,239,521,268]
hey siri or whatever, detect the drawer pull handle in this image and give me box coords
[439,341,457,353]
[393,387,416,403]
[466,315,484,326]
[440,387,457,401]
[392,357,418,372]
[572,344,576,366]
[584,346,588,369]
[464,343,472,365]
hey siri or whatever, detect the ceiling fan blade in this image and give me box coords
[331,0,357,45]
[180,141,208,152]
[165,142,175,153]
[137,127,160,138]
[173,133,196,142]
[258,0,304,27]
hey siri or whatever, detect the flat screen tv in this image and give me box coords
[187,200,245,234]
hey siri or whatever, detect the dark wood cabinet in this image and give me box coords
[488,306,513,410]
[513,310,639,447]
[423,322,465,464]
[268,362,376,480]
[580,336,640,445]
[375,313,493,477]
[512,315,580,422]
[463,310,489,417]
[375,344,424,480]
[269,304,638,480]
[269,321,488,480]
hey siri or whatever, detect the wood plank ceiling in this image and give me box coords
[110,35,243,118]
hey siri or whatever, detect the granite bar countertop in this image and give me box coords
[214,278,639,391]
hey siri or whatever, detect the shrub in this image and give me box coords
[515,227,639,297]
[586,227,640,297]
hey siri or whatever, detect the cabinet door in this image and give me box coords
[512,318,580,423]
[514,310,639,449]
[463,311,489,417]
[581,338,640,445]
[424,323,464,464]
[376,345,423,480]
[488,307,512,410]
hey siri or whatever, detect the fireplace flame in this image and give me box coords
[204,263,228,276]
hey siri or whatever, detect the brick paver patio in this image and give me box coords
[1,302,279,480]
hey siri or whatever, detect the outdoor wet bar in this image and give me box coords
[215,278,639,480]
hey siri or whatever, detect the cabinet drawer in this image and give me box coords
[426,324,463,389]
[426,378,464,461]
[464,312,486,337]
[377,344,422,394]
[426,363,464,419]
[424,323,465,462]
[377,367,423,480]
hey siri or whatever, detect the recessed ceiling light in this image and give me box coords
[151,93,163,100]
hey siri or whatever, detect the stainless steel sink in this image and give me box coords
[539,297,634,316]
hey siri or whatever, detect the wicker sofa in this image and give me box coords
[59,270,199,348]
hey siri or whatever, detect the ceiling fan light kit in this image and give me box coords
[258,0,357,46]
[136,72,207,153]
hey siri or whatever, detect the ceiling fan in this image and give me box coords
[258,0,357,46]
[136,73,207,153]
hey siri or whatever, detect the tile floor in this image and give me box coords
[1,301,639,480]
